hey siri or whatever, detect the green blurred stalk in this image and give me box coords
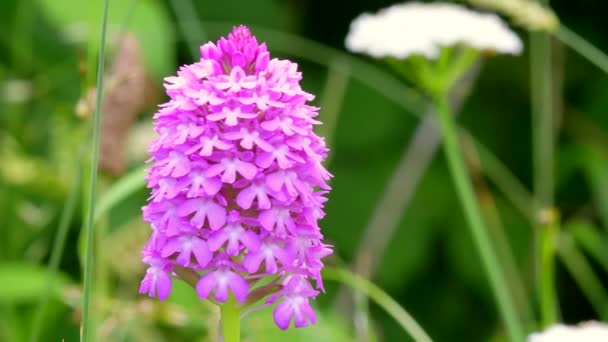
[530,0,558,327]
[30,156,83,342]
[538,210,559,327]
[558,232,608,320]
[323,267,433,342]
[169,0,207,57]
[318,57,349,164]
[468,134,536,222]
[530,11,554,208]
[12,0,32,72]
[434,95,524,342]
[81,0,110,340]
[555,25,608,74]
[463,135,535,328]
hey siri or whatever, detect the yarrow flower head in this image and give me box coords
[345,2,522,59]
[528,322,608,342]
[140,25,333,330]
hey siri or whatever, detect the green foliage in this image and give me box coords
[39,0,174,79]
[0,263,69,303]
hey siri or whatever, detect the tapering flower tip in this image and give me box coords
[345,2,523,59]
[528,322,608,342]
[139,25,333,330]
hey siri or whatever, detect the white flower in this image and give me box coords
[345,2,523,59]
[528,322,608,342]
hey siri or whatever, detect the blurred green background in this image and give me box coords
[1,0,607,341]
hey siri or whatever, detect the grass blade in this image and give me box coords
[323,267,433,342]
[30,156,82,342]
[168,0,207,57]
[558,231,608,320]
[94,165,146,223]
[555,25,608,75]
[81,0,110,340]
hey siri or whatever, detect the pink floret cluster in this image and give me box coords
[139,25,333,330]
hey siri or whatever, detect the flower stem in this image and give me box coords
[220,297,241,342]
[530,0,558,326]
[433,95,524,342]
[538,209,559,327]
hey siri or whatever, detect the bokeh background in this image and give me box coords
[1,0,607,341]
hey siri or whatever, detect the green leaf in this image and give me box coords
[0,263,68,303]
[95,165,146,224]
[582,148,608,229]
[567,219,608,274]
[39,0,174,79]
[558,229,608,320]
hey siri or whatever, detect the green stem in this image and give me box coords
[538,209,559,327]
[220,297,241,342]
[434,96,524,342]
[530,30,554,208]
[323,267,432,342]
[81,0,110,341]
[530,1,558,326]
[555,25,608,75]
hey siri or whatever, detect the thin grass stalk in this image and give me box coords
[81,0,110,340]
[434,95,525,341]
[558,232,608,320]
[30,155,83,342]
[462,135,535,328]
[317,57,349,164]
[323,267,433,342]
[465,132,536,221]
[555,25,608,75]
[169,0,207,58]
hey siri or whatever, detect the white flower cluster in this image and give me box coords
[528,322,608,342]
[345,2,522,59]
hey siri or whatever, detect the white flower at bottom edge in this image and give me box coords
[528,321,608,342]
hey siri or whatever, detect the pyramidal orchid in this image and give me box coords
[140,25,333,333]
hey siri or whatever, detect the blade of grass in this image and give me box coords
[558,231,608,320]
[94,165,146,223]
[30,154,83,342]
[168,0,207,58]
[568,220,608,274]
[467,133,536,222]
[462,134,535,328]
[434,94,525,342]
[555,25,608,75]
[323,267,433,342]
[81,0,110,340]
[317,57,349,164]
